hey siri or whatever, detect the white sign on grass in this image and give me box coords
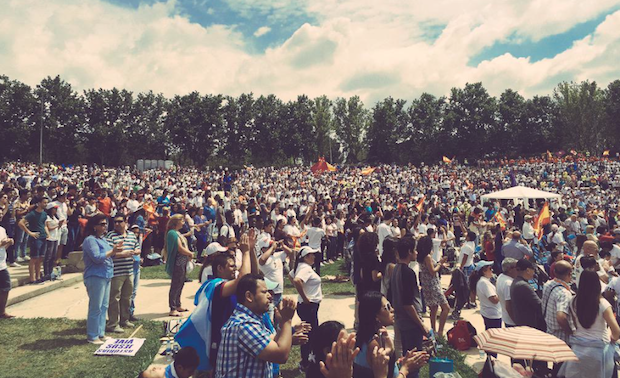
[94,338,146,357]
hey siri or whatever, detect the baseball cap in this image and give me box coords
[45,202,59,210]
[129,224,140,230]
[299,246,320,258]
[475,260,494,272]
[205,242,228,256]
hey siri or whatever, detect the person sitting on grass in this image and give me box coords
[138,346,200,378]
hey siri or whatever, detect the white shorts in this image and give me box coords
[59,225,68,245]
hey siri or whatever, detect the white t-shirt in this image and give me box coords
[46,217,60,241]
[306,227,325,250]
[290,262,322,303]
[431,238,443,262]
[259,251,286,294]
[377,222,392,256]
[572,298,612,342]
[496,273,515,325]
[477,276,502,319]
[460,241,475,267]
[0,226,7,271]
[610,245,620,267]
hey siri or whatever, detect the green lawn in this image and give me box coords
[140,259,355,296]
[0,318,163,378]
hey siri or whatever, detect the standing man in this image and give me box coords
[105,215,138,333]
[496,258,518,327]
[377,210,393,258]
[19,196,48,284]
[510,259,545,331]
[216,274,297,378]
[391,237,428,378]
[459,231,477,309]
[541,260,574,375]
[501,231,533,260]
[53,192,73,261]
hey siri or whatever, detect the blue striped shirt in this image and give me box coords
[215,303,273,378]
[105,231,138,277]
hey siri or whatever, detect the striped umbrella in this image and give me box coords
[473,326,577,363]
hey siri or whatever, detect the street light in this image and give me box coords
[39,99,50,165]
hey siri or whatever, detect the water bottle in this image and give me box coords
[173,342,179,356]
[166,339,173,363]
[478,347,485,359]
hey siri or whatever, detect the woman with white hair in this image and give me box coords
[547,224,566,247]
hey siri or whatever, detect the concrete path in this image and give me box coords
[6,274,511,372]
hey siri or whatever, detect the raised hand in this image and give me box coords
[369,346,390,378]
[319,330,360,378]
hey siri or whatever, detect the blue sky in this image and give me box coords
[3,0,620,103]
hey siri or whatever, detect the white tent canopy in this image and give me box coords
[481,186,562,201]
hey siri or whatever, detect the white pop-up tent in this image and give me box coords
[481,185,561,202]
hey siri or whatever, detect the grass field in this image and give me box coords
[141,258,355,296]
[0,318,162,378]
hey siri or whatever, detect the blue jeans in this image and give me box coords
[84,276,111,341]
[400,326,424,378]
[130,261,140,316]
[14,227,28,259]
[66,224,80,256]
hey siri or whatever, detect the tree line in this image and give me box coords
[1,74,619,167]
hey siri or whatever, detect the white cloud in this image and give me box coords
[2,0,620,106]
[253,26,271,37]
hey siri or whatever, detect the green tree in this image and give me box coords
[554,81,605,152]
[0,76,37,162]
[252,94,286,165]
[495,89,525,156]
[443,83,497,160]
[222,93,254,166]
[604,80,620,150]
[35,76,86,164]
[367,97,407,163]
[333,96,368,163]
[405,93,446,163]
[312,95,335,162]
[128,91,169,161]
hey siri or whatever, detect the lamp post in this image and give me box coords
[39,100,43,165]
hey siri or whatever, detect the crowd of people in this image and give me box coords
[2,155,620,377]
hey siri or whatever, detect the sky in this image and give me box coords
[2,0,620,105]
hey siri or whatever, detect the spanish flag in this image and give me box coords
[415,195,425,212]
[546,150,552,160]
[442,156,452,164]
[361,167,376,176]
[493,211,506,230]
[603,150,610,156]
[533,203,550,240]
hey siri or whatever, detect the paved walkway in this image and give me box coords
[6,274,510,372]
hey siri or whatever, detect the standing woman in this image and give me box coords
[469,261,502,357]
[559,270,620,378]
[416,236,449,337]
[291,246,323,372]
[44,203,61,280]
[165,214,194,317]
[82,214,122,344]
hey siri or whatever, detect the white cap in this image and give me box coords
[299,246,320,258]
[204,242,227,256]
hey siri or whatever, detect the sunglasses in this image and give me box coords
[98,222,108,226]
[383,302,393,312]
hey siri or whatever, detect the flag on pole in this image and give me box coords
[546,150,552,160]
[442,156,452,164]
[603,150,610,156]
[361,167,376,176]
[533,203,551,240]
[570,150,577,156]
[415,195,425,212]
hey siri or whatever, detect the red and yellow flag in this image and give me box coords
[533,203,550,240]
[603,150,610,156]
[493,211,506,230]
[442,156,452,164]
[361,167,376,176]
[415,195,426,212]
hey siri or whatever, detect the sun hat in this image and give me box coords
[205,242,228,256]
[299,246,320,258]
